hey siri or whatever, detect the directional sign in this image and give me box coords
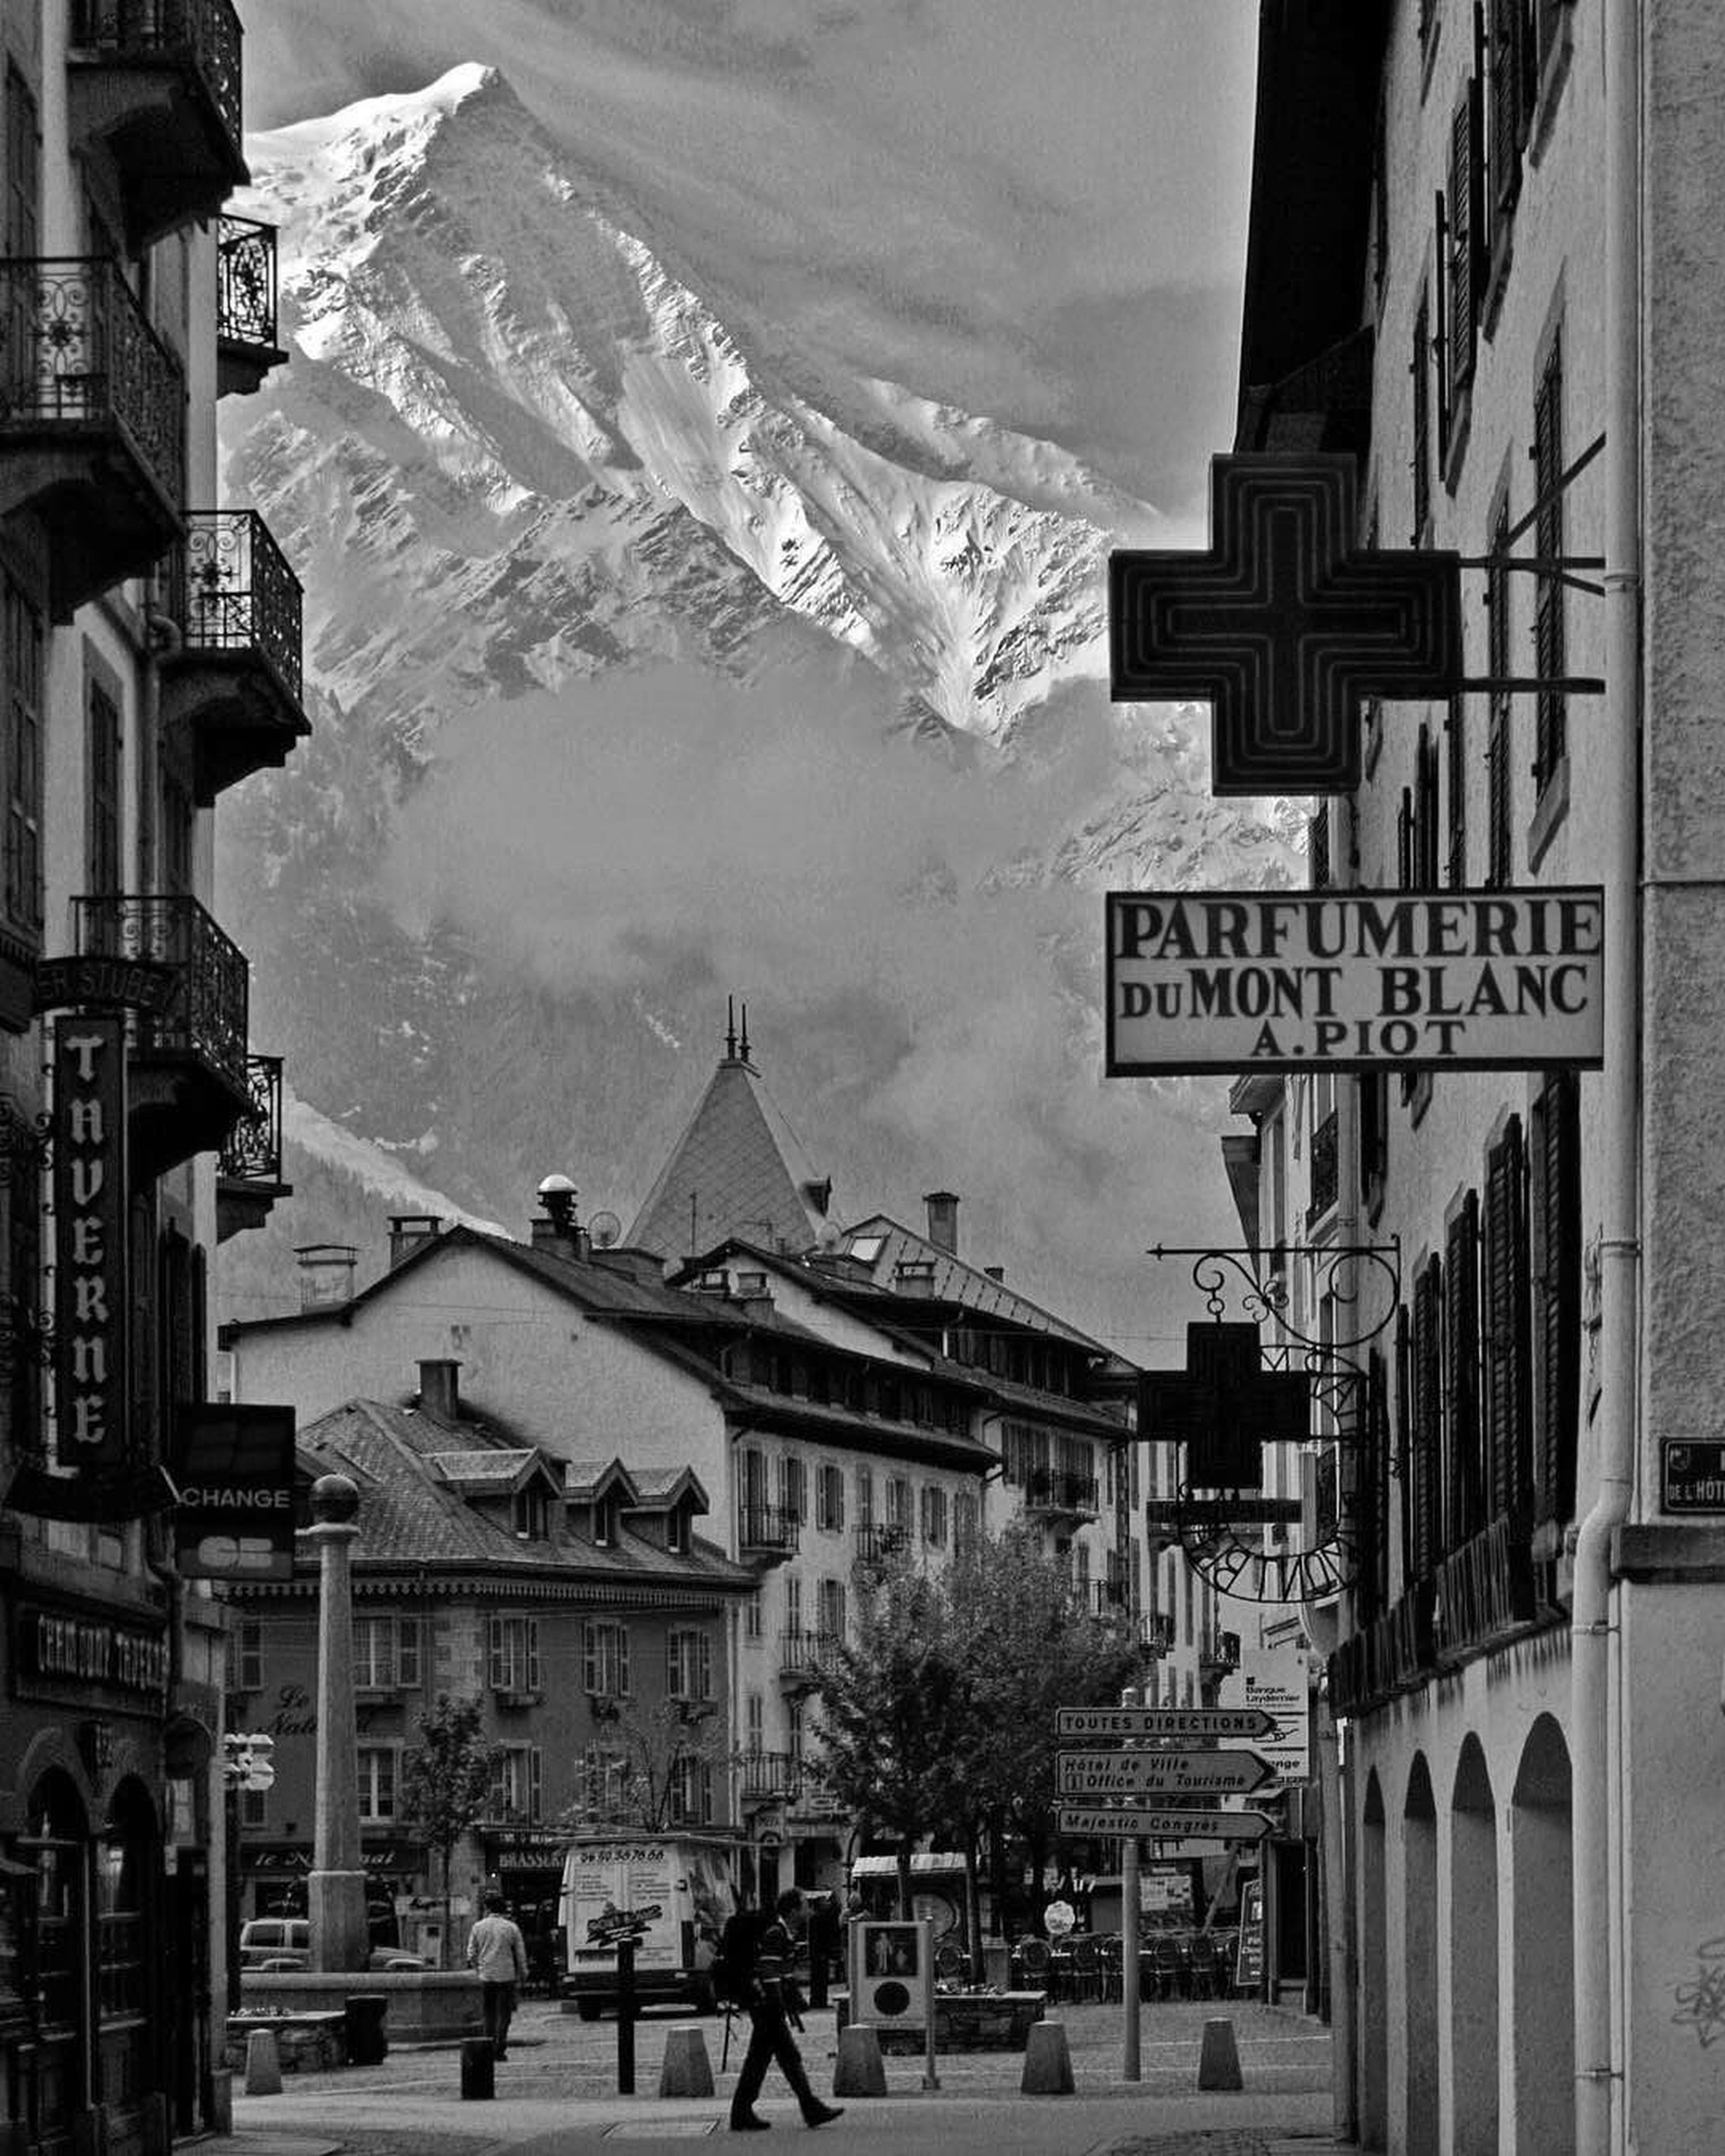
[1057,1749,1277,1798]
[1056,1706,1277,1740]
[1058,1807,1273,1842]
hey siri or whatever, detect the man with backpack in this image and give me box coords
[720,1888,845,2132]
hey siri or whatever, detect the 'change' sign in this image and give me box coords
[1106,888,1604,1073]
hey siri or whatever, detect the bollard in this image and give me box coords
[1197,2016,1244,2091]
[1020,2017,1075,2095]
[460,2036,495,2100]
[833,2023,888,2098]
[243,2028,282,2097]
[659,2023,715,2098]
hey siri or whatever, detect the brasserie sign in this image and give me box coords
[1106,888,1605,1074]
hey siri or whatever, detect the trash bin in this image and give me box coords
[460,2036,495,2099]
[344,1993,388,2067]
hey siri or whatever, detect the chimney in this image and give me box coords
[924,1190,960,1255]
[417,1359,461,1421]
[388,1213,443,1268]
[296,1244,358,1311]
[533,1174,588,1256]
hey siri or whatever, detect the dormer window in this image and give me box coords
[513,1484,550,1541]
[594,1495,617,1548]
[667,1507,688,1555]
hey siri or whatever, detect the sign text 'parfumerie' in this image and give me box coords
[1105,888,1605,1074]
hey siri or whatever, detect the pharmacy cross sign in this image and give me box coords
[1137,1321,1310,1491]
[1109,453,1462,795]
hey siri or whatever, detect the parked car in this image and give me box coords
[237,1919,428,1973]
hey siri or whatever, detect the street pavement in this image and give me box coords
[191,1993,1350,2155]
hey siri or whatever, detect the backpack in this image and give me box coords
[712,1907,769,2004]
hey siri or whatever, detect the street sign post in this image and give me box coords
[1058,1806,1273,1842]
[1057,1749,1277,1798]
[1056,1706,1277,1740]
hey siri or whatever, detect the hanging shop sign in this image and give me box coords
[50,1016,129,1472]
[1106,888,1605,1074]
[172,1403,298,1579]
[1109,453,1461,796]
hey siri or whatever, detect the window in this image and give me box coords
[581,1619,628,1698]
[357,1746,398,1823]
[953,1490,980,1552]
[668,1627,713,1702]
[579,1746,628,1815]
[489,1745,543,1822]
[226,1617,263,1694]
[1073,1541,1090,1598]
[1486,495,1513,885]
[1445,694,1466,888]
[1443,1191,1485,1551]
[816,1462,845,1533]
[4,572,43,939]
[744,1590,763,1642]
[4,66,39,259]
[669,1755,712,1826]
[885,1476,910,1530]
[512,1482,550,1540]
[354,1614,421,1692]
[854,1466,873,1526]
[489,1614,541,1694]
[1483,1113,1531,1524]
[1533,326,1567,791]
[1531,1073,1580,1532]
[1407,1254,1445,1578]
[778,1454,806,1524]
[240,1784,269,1829]
[746,1691,764,1753]
[1445,66,1485,420]
[817,1577,845,1641]
[786,1699,805,1765]
[921,1484,947,1548]
[1487,0,1531,258]
[86,676,121,896]
[784,1572,802,1635]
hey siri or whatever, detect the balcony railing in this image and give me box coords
[219,1054,284,1184]
[854,1522,910,1567]
[171,511,304,702]
[1200,1629,1242,1674]
[739,1500,799,1557]
[1024,1468,1100,1518]
[740,1751,800,1803]
[778,1630,841,1681]
[73,0,243,140]
[1088,1578,1128,1618]
[217,215,288,394]
[1142,1611,1175,1656]
[71,894,248,1098]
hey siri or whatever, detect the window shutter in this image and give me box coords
[1444,1191,1483,1549]
[527,1618,541,1692]
[1395,1304,1413,1584]
[582,1620,598,1696]
[616,1625,631,1697]
[1489,0,1526,225]
[1410,1258,1444,1578]
[666,1630,680,1694]
[488,1614,506,1691]
[397,1617,420,1690]
[529,1747,543,1821]
[1534,328,1567,782]
[1411,288,1432,539]
[1432,194,1450,457]
[1483,1114,1532,1523]
[698,1630,712,1700]
[1532,1074,1581,1527]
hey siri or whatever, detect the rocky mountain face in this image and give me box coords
[214,64,1305,1351]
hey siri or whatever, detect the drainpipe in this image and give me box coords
[1572,4,1642,2152]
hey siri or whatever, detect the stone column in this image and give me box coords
[305,1472,370,1971]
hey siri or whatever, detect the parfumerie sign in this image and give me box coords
[1106,888,1605,1073]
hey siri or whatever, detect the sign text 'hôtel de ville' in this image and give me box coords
[1106,888,1605,1074]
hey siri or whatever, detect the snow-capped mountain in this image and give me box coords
[215,64,1305,1350]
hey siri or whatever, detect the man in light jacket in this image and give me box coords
[466,1892,529,2059]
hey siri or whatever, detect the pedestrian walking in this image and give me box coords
[725,1887,845,2133]
[465,1891,529,2060]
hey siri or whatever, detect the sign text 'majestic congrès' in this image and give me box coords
[1105,888,1605,1073]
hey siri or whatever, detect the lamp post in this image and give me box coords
[305,1472,369,1970]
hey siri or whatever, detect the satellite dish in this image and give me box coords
[589,1209,623,1249]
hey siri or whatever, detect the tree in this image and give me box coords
[812,1567,972,1917]
[557,1697,733,1833]
[398,1693,502,1966]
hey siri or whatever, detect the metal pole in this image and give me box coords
[1121,1686,1141,2081]
[615,1938,636,2094]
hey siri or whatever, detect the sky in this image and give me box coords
[229,4,1275,1358]
[242,0,1261,521]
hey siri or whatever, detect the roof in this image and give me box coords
[291,1401,754,1594]
[627,1047,835,1260]
[836,1214,1121,1358]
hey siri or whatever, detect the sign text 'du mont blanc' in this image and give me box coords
[1105,888,1605,1073]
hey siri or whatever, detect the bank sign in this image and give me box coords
[1106,888,1605,1073]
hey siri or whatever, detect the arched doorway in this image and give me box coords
[1402,1755,1438,2156]
[1510,1715,1573,2152]
[94,1777,162,2143]
[1359,1769,1388,2150]
[1450,1736,1500,2154]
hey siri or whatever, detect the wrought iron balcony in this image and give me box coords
[160,511,309,801]
[0,259,185,618]
[854,1522,910,1568]
[1023,1467,1100,1521]
[69,0,247,248]
[740,1751,800,1804]
[739,1499,799,1560]
[1142,1610,1176,1657]
[1200,1629,1242,1675]
[67,894,249,1174]
[217,216,289,398]
[1088,1577,1128,1619]
[778,1630,841,1687]
[217,1054,291,1241]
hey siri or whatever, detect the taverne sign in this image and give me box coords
[1107,888,1605,1074]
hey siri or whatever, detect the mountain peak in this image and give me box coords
[256,61,533,170]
